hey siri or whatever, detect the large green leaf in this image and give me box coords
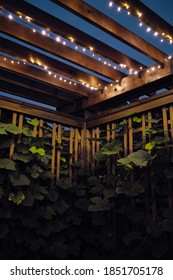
[94,151,107,161]
[55,199,69,214]
[9,173,30,186]
[145,142,155,151]
[0,158,16,171]
[133,116,142,123]
[153,136,170,144]
[40,170,55,180]
[4,123,21,135]
[127,150,150,166]
[27,164,43,179]
[89,197,111,212]
[27,119,39,126]
[13,153,32,163]
[9,191,25,205]
[117,157,131,165]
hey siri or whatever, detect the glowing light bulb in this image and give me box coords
[48,71,52,75]
[151,67,155,71]
[117,7,121,12]
[32,29,36,33]
[63,41,66,45]
[154,32,158,36]
[56,36,60,42]
[41,30,46,35]
[146,27,151,32]
[109,2,113,7]
[139,22,143,27]
[8,14,13,20]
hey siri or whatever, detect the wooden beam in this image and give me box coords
[0,55,89,97]
[0,77,72,108]
[0,96,83,128]
[0,17,125,81]
[53,0,167,62]
[87,90,173,128]
[0,68,79,103]
[1,0,145,71]
[83,59,173,109]
[1,37,107,89]
[113,0,173,43]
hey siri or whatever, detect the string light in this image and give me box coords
[8,14,13,20]
[41,30,46,35]
[107,2,171,45]
[109,2,113,7]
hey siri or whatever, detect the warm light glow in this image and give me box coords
[117,7,121,12]
[109,2,113,7]
[32,29,36,33]
[154,32,158,36]
[168,56,172,59]
[41,30,46,35]
[48,71,52,75]
[54,75,56,78]
[8,14,13,20]
[146,27,151,32]
[139,22,143,27]
[89,46,94,51]
[63,41,66,45]
[151,67,155,71]
[83,48,86,52]
[137,12,142,18]
[56,36,60,42]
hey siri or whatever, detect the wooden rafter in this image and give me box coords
[52,0,167,62]
[1,38,107,89]
[0,0,145,71]
[86,89,173,127]
[0,69,77,106]
[83,58,173,109]
[0,17,125,81]
[0,55,90,97]
[113,0,173,43]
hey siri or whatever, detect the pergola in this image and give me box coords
[0,0,172,127]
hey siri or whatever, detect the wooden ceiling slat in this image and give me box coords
[1,38,107,89]
[1,0,145,70]
[83,59,173,109]
[0,55,90,97]
[0,69,77,105]
[0,17,125,81]
[113,0,173,42]
[52,0,167,63]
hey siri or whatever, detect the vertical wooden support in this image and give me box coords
[111,122,116,174]
[107,123,111,173]
[51,122,56,175]
[56,124,61,181]
[38,119,43,137]
[95,127,100,153]
[162,107,168,137]
[32,118,38,137]
[69,127,74,179]
[74,128,79,163]
[9,112,17,159]
[169,105,173,141]
[141,113,146,143]
[168,105,173,208]
[17,114,24,143]
[128,117,133,153]
[91,128,96,172]
[123,118,128,157]
[86,129,91,170]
